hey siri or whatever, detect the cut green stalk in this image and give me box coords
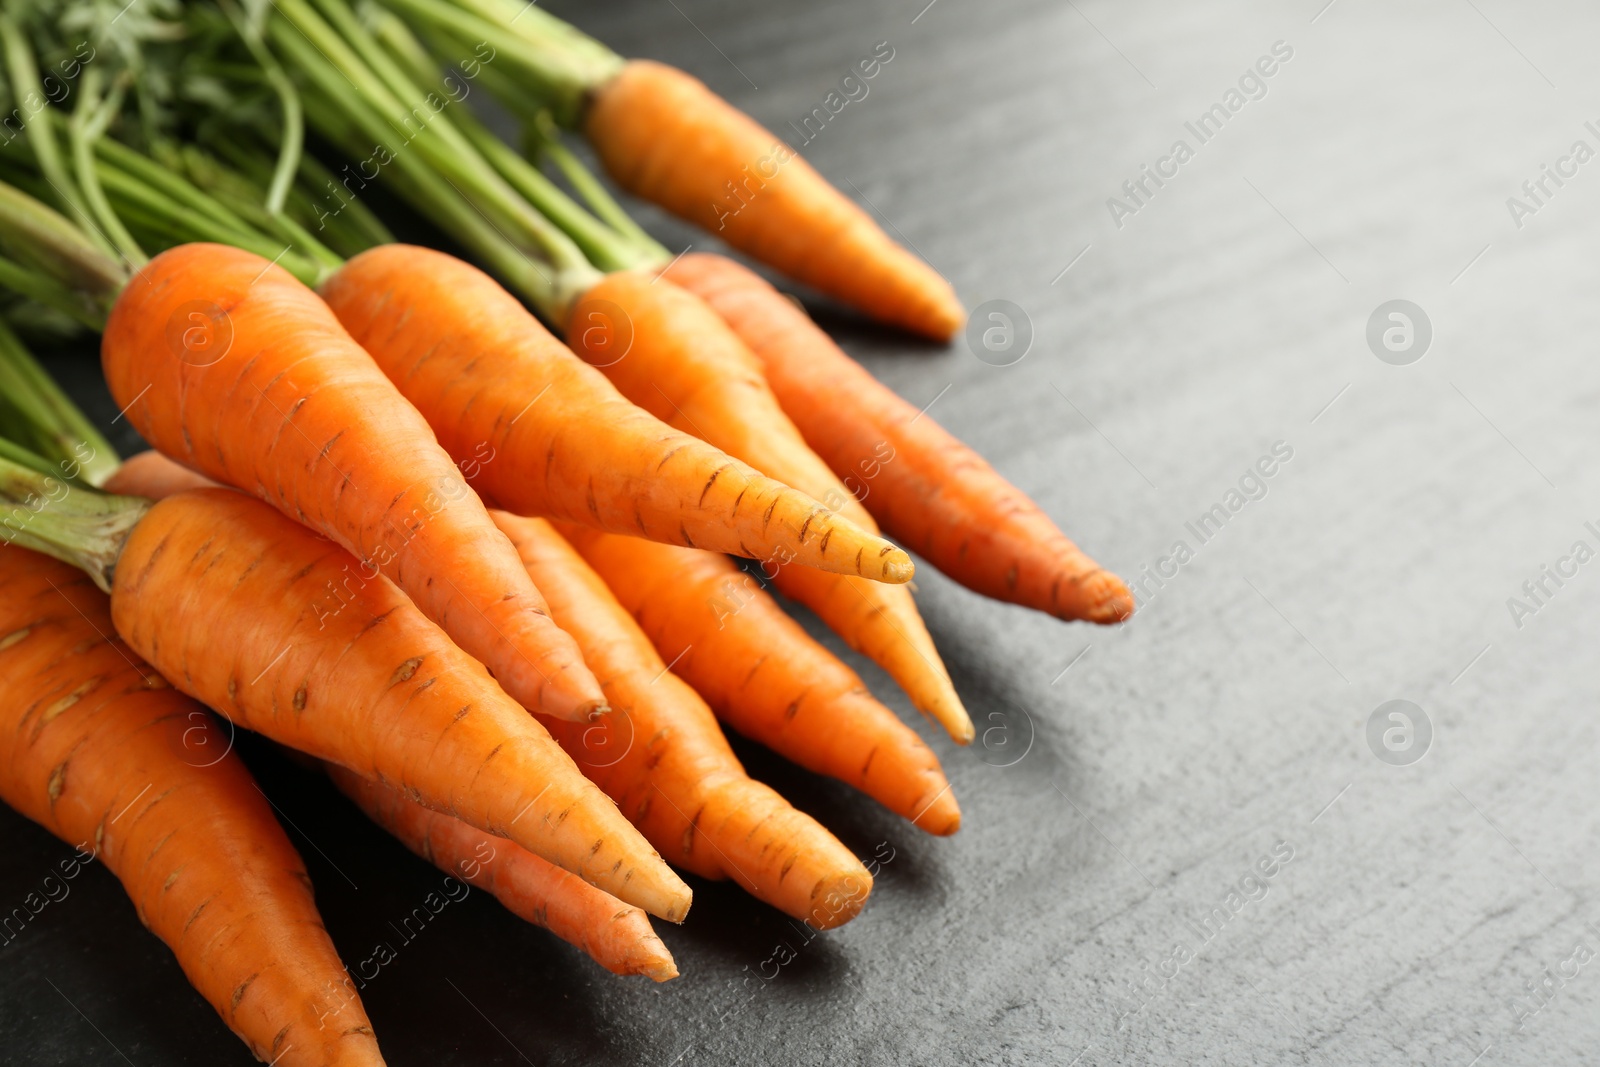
[368,3,624,265]
[0,450,148,593]
[0,179,126,310]
[94,163,327,285]
[296,82,580,311]
[162,144,343,272]
[376,0,622,125]
[0,253,105,330]
[285,0,587,273]
[527,109,666,263]
[268,5,600,315]
[0,317,119,486]
[220,0,306,217]
[0,16,112,260]
[67,69,147,268]
[98,138,262,240]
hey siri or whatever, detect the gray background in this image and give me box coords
[5,0,1600,1064]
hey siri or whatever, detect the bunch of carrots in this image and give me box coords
[0,3,1131,1063]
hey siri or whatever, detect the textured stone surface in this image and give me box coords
[4,1,1600,1063]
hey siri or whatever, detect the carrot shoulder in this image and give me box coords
[586,59,964,341]
[318,244,908,584]
[568,267,969,742]
[493,511,873,929]
[327,765,676,981]
[665,253,1135,623]
[0,550,383,1067]
[562,525,960,835]
[101,242,603,721]
[95,464,688,922]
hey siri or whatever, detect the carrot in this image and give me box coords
[565,267,970,742]
[363,5,959,335]
[8,457,690,922]
[101,449,215,498]
[0,548,384,1067]
[583,60,964,340]
[100,242,606,721]
[317,244,913,584]
[492,511,873,928]
[326,765,677,981]
[664,253,1135,624]
[562,524,961,836]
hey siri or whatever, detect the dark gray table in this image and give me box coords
[5,1,1600,1063]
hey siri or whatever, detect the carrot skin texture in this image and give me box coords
[664,253,1135,623]
[97,484,689,922]
[0,552,385,1067]
[567,269,914,587]
[563,525,960,835]
[101,243,604,721]
[327,765,677,981]
[493,512,873,928]
[568,267,969,741]
[318,245,904,584]
[586,60,964,340]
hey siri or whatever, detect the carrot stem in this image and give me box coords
[276,0,587,271]
[66,69,146,268]
[0,253,104,330]
[0,319,119,486]
[0,17,111,262]
[367,7,632,270]
[266,0,599,313]
[220,0,306,217]
[0,451,148,591]
[527,109,666,261]
[376,0,621,124]
[0,178,125,306]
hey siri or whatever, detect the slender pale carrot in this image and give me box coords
[493,511,873,928]
[100,242,605,721]
[561,525,960,836]
[665,253,1135,623]
[7,456,689,922]
[0,549,384,1067]
[326,765,677,981]
[318,244,912,584]
[584,60,964,340]
[566,267,970,741]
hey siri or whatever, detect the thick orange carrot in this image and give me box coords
[88,459,688,921]
[567,267,969,742]
[562,525,960,836]
[493,511,872,928]
[318,244,911,585]
[101,242,604,721]
[585,60,964,340]
[327,765,677,981]
[665,253,1135,623]
[0,550,384,1067]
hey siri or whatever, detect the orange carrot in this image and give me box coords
[318,244,912,584]
[0,549,384,1067]
[562,525,960,836]
[585,60,964,340]
[27,455,689,921]
[326,765,677,981]
[101,449,215,497]
[565,267,970,742]
[492,511,873,928]
[101,242,605,721]
[665,253,1135,624]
